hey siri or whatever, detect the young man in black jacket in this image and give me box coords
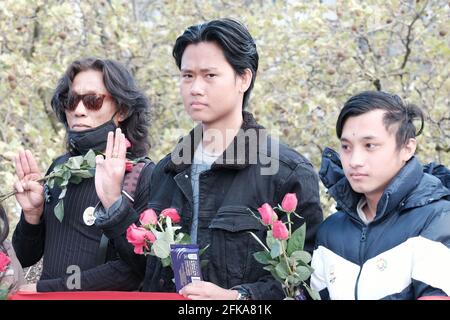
[12,58,154,292]
[144,18,323,300]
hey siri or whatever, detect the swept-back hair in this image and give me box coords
[51,57,151,157]
[336,91,424,149]
[173,18,259,109]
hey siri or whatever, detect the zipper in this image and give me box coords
[354,226,368,300]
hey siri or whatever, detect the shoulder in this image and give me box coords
[258,136,316,177]
[315,211,348,245]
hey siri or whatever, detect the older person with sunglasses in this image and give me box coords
[12,58,154,292]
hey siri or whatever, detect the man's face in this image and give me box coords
[339,109,413,200]
[179,41,246,125]
[65,69,119,131]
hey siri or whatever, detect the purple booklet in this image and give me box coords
[170,244,203,292]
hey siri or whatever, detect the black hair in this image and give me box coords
[336,91,424,149]
[172,18,259,109]
[0,205,9,251]
[50,57,151,158]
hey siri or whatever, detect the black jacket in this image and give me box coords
[142,112,323,299]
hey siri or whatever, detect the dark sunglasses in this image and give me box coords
[65,92,108,111]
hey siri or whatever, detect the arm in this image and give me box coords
[36,259,142,292]
[93,128,154,279]
[243,162,324,300]
[276,162,324,253]
[12,213,45,267]
[95,162,154,278]
[412,210,450,298]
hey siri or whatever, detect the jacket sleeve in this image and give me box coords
[276,161,324,253]
[95,162,155,279]
[412,209,450,298]
[36,259,142,292]
[12,213,45,268]
[240,162,324,300]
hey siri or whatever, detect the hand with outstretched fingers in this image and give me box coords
[14,150,44,225]
[95,128,127,209]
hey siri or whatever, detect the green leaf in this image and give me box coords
[71,169,94,179]
[263,265,275,273]
[270,239,281,258]
[287,275,302,286]
[161,256,172,268]
[84,150,97,168]
[305,285,321,301]
[266,230,275,249]
[69,176,82,184]
[253,251,271,264]
[58,188,67,200]
[62,170,71,181]
[287,223,306,255]
[152,239,170,259]
[66,156,83,170]
[290,250,312,264]
[46,179,54,189]
[275,260,289,280]
[54,200,64,222]
[295,265,312,281]
[199,244,210,256]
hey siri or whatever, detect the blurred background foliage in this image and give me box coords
[1,0,449,231]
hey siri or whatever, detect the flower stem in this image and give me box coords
[280,239,295,297]
[0,173,56,203]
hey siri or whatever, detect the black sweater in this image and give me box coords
[12,154,154,292]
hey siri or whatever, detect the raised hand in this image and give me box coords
[14,150,44,224]
[95,128,127,209]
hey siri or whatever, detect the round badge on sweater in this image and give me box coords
[83,206,96,226]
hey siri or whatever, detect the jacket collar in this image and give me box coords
[165,111,265,173]
[319,148,444,222]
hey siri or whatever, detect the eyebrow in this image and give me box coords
[180,67,219,73]
[340,136,379,142]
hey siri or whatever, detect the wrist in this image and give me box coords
[23,208,43,225]
[101,194,121,210]
[234,287,251,300]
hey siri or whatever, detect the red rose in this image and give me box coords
[125,161,134,172]
[0,251,11,272]
[140,208,158,225]
[126,223,155,255]
[272,220,289,240]
[257,203,278,225]
[281,193,298,213]
[161,208,181,223]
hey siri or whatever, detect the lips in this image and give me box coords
[190,101,207,108]
[350,173,368,179]
[72,124,91,130]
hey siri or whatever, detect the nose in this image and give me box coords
[349,148,365,168]
[72,99,87,116]
[190,77,205,96]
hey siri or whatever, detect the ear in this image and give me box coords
[401,138,417,162]
[116,110,128,123]
[238,68,253,93]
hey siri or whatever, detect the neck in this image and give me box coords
[201,108,243,156]
[363,192,382,222]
